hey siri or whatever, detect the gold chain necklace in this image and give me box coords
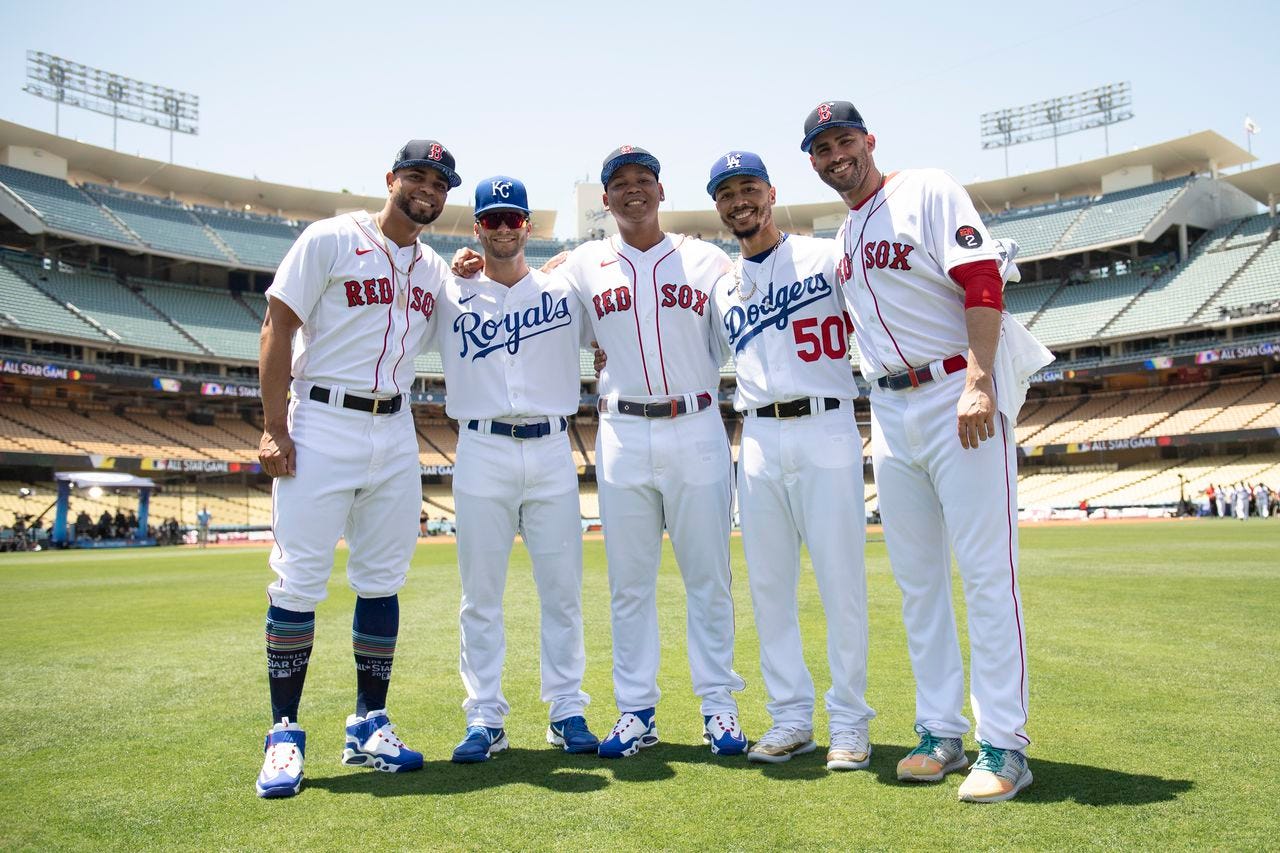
[737,233,784,302]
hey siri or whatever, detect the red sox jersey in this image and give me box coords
[556,233,733,398]
[711,234,859,410]
[432,269,587,419]
[835,169,1001,382]
[267,210,448,395]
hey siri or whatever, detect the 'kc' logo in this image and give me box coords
[491,180,512,198]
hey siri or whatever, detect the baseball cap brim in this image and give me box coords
[707,167,770,198]
[601,153,661,187]
[800,120,867,153]
[394,159,462,189]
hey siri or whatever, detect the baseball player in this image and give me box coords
[432,176,598,763]
[704,151,874,770]
[1235,483,1250,520]
[1257,482,1270,518]
[254,139,459,797]
[802,101,1052,803]
[556,147,747,758]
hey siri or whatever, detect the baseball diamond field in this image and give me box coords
[1,521,1275,850]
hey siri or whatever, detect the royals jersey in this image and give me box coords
[432,269,586,419]
[556,233,732,398]
[835,169,1001,382]
[266,210,447,396]
[711,234,859,411]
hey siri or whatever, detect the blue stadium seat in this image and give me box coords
[85,186,235,264]
[0,165,138,246]
[0,255,113,344]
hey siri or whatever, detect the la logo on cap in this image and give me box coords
[725,153,742,168]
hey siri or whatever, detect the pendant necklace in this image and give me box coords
[737,232,785,302]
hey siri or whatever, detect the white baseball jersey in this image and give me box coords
[556,233,732,398]
[432,269,586,419]
[267,210,448,396]
[835,169,1001,381]
[711,234,859,410]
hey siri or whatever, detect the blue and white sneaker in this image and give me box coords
[256,719,305,798]
[598,708,658,758]
[452,725,508,764]
[703,712,748,756]
[546,715,600,754]
[341,709,423,772]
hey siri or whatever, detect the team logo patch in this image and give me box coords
[955,225,983,249]
[620,145,633,154]
[725,153,742,168]
[817,103,833,123]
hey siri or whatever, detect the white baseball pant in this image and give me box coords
[870,371,1031,751]
[453,425,589,727]
[595,404,745,715]
[738,402,874,732]
[267,388,421,612]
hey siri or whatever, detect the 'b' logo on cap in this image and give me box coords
[428,144,443,161]
[620,145,633,154]
[491,180,512,198]
[817,103,832,123]
[725,153,742,168]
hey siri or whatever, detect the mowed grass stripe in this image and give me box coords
[0,522,1276,850]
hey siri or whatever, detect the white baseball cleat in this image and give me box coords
[747,725,816,763]
[826,728,871,771]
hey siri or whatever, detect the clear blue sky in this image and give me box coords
[1,0,1275,238]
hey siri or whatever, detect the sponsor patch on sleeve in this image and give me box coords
[955,225,983,249]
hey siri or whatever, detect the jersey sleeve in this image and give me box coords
[705,249,735,367]
[265,221,338,323]
[922,170,1001,275]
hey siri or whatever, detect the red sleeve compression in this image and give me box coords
[950,259,1003,311]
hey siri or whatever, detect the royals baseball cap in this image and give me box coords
[392,139,461,188]
[706,151,771,198]
[799,101,868,153]
[601,145,661,187]
[474,175,530,216]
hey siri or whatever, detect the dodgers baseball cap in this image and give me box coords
[392,139,462,188]
[601,145,661,187]
[799,101,868,153]
[474,175,530,216]
[706,151,771,198]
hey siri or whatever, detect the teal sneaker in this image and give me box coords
[896,724,967,782]
[958,741,1032,803]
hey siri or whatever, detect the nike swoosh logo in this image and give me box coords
[458,293,477,304]
[600,259,617,267]
[355,248,374,256]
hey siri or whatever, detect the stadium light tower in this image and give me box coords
[23,51,199,163]
[980,82,1133,175]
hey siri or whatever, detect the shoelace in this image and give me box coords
[610,715,641,738]
[757,725,808,747]
[829,730,868,751]
[972,741,1007,774]
[906,725,946,758]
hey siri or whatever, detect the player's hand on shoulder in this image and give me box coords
[259,426,296,477]
[956,374,997,450]
[591,340,606,378]
[540,250,570,274]
[451,247,484,278]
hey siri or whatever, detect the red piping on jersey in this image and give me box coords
[998,401,1031,745]
[853,184,915,372]
[353,216,422,394]
[849,170,899,211]
[389,285,412,395]
[650,236,684,395]
[613,244,653,395]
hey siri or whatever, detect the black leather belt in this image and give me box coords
[309,385,403,415]
[467,418,566,440]
[876,354,967,391]
[600,392,714,418]
[752,398,841,418]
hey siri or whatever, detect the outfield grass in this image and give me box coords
[1,521,1277,850]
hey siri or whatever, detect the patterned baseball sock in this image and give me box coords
[353,595,399,717]
[265,606,314,724]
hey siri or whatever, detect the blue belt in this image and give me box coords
[467,418,566,440]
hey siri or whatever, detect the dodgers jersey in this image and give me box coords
[432,269,586,419]
[267,210,447,396]
[556,233,732,398]
[711,234,859,411]
[835,169,1001,382]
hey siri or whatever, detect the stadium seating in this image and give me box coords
[1196,239,1280,322]
[85,186,234,264]
[1028,273,1147,346]
[1101,246,1254,337]
[193,207,301,270]
[1004,280,1061,327]
[3,254,205,356]
[0,256,112,344]
[0,165,137,246]
[988,207,1084,257]
[1054,178,1188,252]
[1221,213,1276,250]
[133,278,262,361]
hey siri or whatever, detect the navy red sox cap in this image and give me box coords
[392,139,461,188]
[800,101,868,153]
[601,145,661,187]
[474,175,530,216]
[707,151,771,198]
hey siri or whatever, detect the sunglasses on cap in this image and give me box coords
[476,211,528,230]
